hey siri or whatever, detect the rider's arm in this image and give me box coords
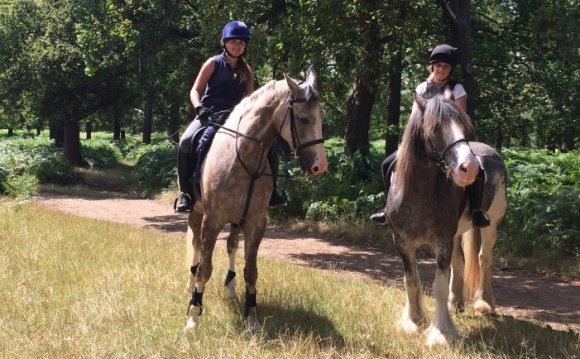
[190,57,216,108]
[454,95,467,113]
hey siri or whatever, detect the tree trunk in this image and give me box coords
[143,88,154,144]
[345,79,374,155]
[168,102,180,143]
[64,120,82,166]
[86,121,92,140]
[52,126,64,147]
[7,128,13,136]
[440,0,476,126]
[113,109,122,140]
[343,0,383,155]
[385,51,403,157]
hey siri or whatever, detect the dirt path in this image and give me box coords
[33,191,579,333]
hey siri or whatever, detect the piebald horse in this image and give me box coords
[385,89,507,346]
[184,67,328,331]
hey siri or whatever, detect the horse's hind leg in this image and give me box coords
[449,234,465,312]
[427,240,459,347]
[224,224,241,300]
[242,217,266,332]
[473,225,497,315]
[185,211,203,294]
[396,239,426,334]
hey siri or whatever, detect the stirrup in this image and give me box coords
[174,192,193,213]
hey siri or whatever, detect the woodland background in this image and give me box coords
[0,0,578,267]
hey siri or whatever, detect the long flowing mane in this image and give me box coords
[394,94,474,193]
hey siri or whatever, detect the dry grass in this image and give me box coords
[0,201,577,358]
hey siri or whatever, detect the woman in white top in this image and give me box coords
[371,44,490,227]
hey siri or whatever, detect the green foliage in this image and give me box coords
[81,139,122,168]
[0,138,81,197]
[131,140,177,195]
[501,149,580,257]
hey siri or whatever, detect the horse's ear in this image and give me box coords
[306,66,317,89]
[413,91,427,112]
[284,73,302,98]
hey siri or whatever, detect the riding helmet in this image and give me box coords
[221,21,251,44]
[429,44,458,66]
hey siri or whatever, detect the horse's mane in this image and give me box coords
[228,77,318,127]
[394,94,474,193]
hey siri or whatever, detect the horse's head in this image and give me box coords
[412,91,479,188]
[279,67,328,176]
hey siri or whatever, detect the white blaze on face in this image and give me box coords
[309,143,328,176]
[448,121,478,187]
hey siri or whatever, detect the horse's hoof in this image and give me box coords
[398,318,419,334]
[183,316,198,332]
[473,299,494,315]
[426,324,459,347]
[245,307,261,332]
[183,305,201,332]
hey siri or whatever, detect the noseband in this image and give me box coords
[430,138,470,174]
[281,95,325,156]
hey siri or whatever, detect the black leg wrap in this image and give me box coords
[187,289,203,316]
[224,270,236,287]
[244,289,257,317]
[190,264,199,276]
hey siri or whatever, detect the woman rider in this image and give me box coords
[371,44,490,227]
[175,20,287,212]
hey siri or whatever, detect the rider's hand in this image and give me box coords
[195,106,210,122]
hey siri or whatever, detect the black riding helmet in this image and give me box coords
[429,44,458,66]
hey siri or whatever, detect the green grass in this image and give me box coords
[0,202,577,358]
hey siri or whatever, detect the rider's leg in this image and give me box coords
[370,151,398,224]
[175,119,203,213]
[468,168,490,227]
[267,147,287,208]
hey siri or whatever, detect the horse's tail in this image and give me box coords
[462,227,482,300]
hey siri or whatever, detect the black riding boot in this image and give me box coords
[370,152,397,225]
[468,169,490,227]
[175,150,194,213]
[267,149,287,208]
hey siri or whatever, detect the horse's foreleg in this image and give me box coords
[396,240,425,334]
[427,242,459,347]
[473,225,497,315]
[242,218,266,332]
[224,224,241,300]
[185,212,203,294]
[449,234,465,312]
[184,217,220,332]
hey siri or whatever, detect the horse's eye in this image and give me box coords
[299,117,310,125]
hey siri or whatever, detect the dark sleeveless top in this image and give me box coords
[200,53,247,112]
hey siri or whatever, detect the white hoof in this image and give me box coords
[399,318,419,334]
[245,307,261,332]
[426,326,449,347]
[473,299,494,315]
[183,305,201,332]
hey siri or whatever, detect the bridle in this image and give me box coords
[279,94,325,157]
[429,138,471,175]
